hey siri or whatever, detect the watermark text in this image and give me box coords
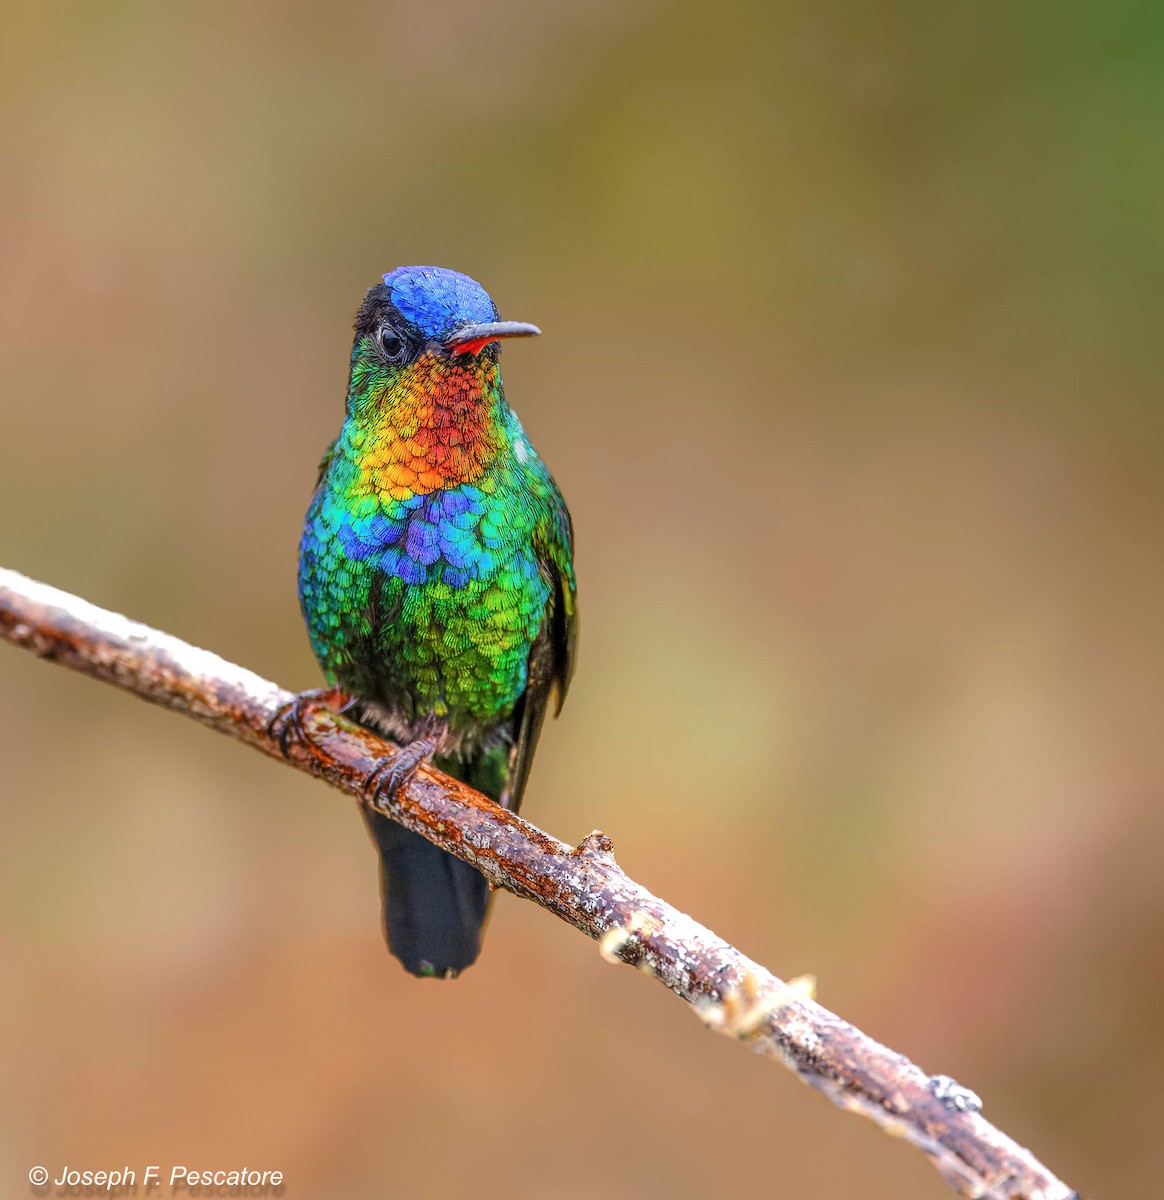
[28,1164,285,1197]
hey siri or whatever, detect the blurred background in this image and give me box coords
[1,3,1161,1196]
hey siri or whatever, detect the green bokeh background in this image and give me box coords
[2,4,1162,1196]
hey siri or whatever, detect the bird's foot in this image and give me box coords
[364,724,446,812]
[268,687,356,758]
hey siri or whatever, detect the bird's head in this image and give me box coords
[346,265,539,422]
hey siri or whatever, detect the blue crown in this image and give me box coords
[382,266,500,340]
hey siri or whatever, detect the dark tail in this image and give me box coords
[363,808,491,979]
[361,742,509,979]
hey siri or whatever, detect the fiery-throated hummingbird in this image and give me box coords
[286,266,577,978]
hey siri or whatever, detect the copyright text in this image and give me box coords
[29,1165,285,1196]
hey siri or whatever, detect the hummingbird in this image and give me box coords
[287,266,577,979]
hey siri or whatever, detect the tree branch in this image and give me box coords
[0,567,1078,1200]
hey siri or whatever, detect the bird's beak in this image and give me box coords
[446,321,541,358]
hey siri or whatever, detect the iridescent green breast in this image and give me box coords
[297,424,567,737]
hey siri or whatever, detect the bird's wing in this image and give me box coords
[500,497,577,812]
[312,438,338,491]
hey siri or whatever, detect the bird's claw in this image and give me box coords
[363,736,439,812]
[268,688,355,758]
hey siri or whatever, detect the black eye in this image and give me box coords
[378,326,406,362]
